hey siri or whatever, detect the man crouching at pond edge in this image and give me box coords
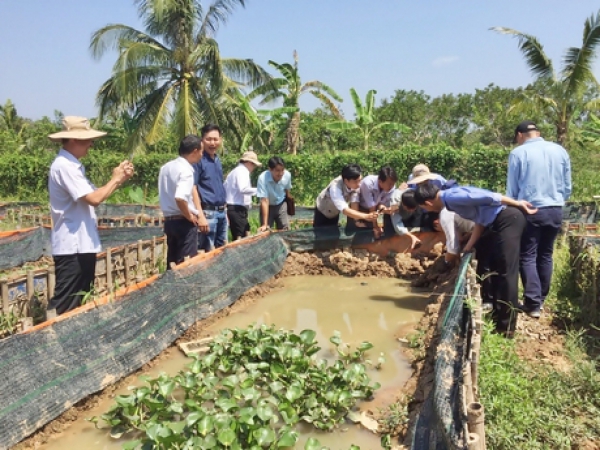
[47,116,134,315]
[414,182,537,338]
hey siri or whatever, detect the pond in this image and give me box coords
[38,275,428,450]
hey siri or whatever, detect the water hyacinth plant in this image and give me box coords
[91,324,381,449]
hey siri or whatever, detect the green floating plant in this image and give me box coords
[90,324,381,449]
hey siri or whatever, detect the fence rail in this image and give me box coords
[0,236,166,324]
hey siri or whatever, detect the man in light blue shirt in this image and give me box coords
[507,120,572,318]
[257,157,292,231]
[414,182,537,337]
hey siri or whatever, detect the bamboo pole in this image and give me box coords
[467,402,486,450]
[106,248,113,292]
[48,266,55,303]
[1,281,8,314]
[467,433,481,450]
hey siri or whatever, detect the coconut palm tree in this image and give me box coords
[492,10,600,146]
[326,88,409,151]
[248,51,343,155]
[90,0,271,150]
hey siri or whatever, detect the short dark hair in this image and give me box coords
[341,163,362,181]
[414,182,440,205]
[268,156,285,169]
[201,123,221,137]
[179,135,202,156]
[378,165,398,183]
[401,189,419,209]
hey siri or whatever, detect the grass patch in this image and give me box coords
[480,327,600,449]
[480,242,600,449]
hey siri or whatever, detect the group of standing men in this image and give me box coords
[46,115,570,337]
[158,124,294,267]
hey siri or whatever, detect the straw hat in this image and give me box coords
[48,116,107,142]
[411,163,430,178]
[409,172,438,185]
[240,150,262,166]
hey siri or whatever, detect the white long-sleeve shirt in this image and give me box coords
[158,156,198,217]
[224,163,257,206]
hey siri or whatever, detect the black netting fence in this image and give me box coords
[0,227,165,271]
[412,253,473,450]
[0,234,287,450]
[563,201,598,224]
[0,228,50,271]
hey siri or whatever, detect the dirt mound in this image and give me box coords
[280,248,442,279]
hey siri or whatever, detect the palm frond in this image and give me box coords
[365,89,377,115]
[491,26,554,80]
[349,88,364,120]
[308,91,343,119]
[90,24,165,59]
[563,11,600,97]
[268,61,297,84]
[302,81,343,102]
[325,122,360,132]
[199,0,245,38]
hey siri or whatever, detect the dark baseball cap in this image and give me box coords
[513,120,539,143]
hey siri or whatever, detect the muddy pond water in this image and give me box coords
[39,275,428,450]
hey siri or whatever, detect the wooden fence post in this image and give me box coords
[1,282,8,314]
[106,248,113,292]
[48,266,55,303]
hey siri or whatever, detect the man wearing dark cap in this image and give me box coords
[507,120,571,318]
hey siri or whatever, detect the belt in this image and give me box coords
[164,214,186,221]
[202,203,226,211]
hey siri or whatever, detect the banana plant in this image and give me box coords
[326,88,410,151]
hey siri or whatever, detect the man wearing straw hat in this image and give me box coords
[223,150,261,240]
[47,116,134,315]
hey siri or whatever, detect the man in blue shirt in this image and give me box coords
[507,120,572,318]
[414,182,537,337]
[194,124,227,252]
[256,156,293,232]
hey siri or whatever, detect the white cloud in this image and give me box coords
[432,56,459,68]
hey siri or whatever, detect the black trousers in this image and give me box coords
[164,218,198,268]
[475,206,526,333]
[313,208,339,228]
[48,253,97,315]
[227,205,250,240]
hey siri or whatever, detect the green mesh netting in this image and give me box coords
[563,201,597,223]
[411,253,472,450]
[0,234,288,450]
[0,227,164,271]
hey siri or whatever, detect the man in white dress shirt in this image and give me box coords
[159,135,204,267]
[223,150,261,240]
[47,116,134,315]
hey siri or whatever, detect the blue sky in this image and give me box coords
[1,0,599,120]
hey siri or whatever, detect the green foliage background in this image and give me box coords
[0,142,594,206]
[0,144,510,205]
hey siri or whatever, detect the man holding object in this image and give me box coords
[47,116,134,315]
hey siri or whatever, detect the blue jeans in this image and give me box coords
[198,209,228,252]
[520,206,562,310]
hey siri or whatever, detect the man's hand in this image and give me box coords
[363,211,379,222]
[408,233,422,250]
[197,213,209,234]
[113,160,134,184]
[519,200,538,215]
[258,225,270,233]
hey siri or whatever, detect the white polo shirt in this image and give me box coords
[158,156,198,217]
[49,149,101,255]
[224,163,257,207]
